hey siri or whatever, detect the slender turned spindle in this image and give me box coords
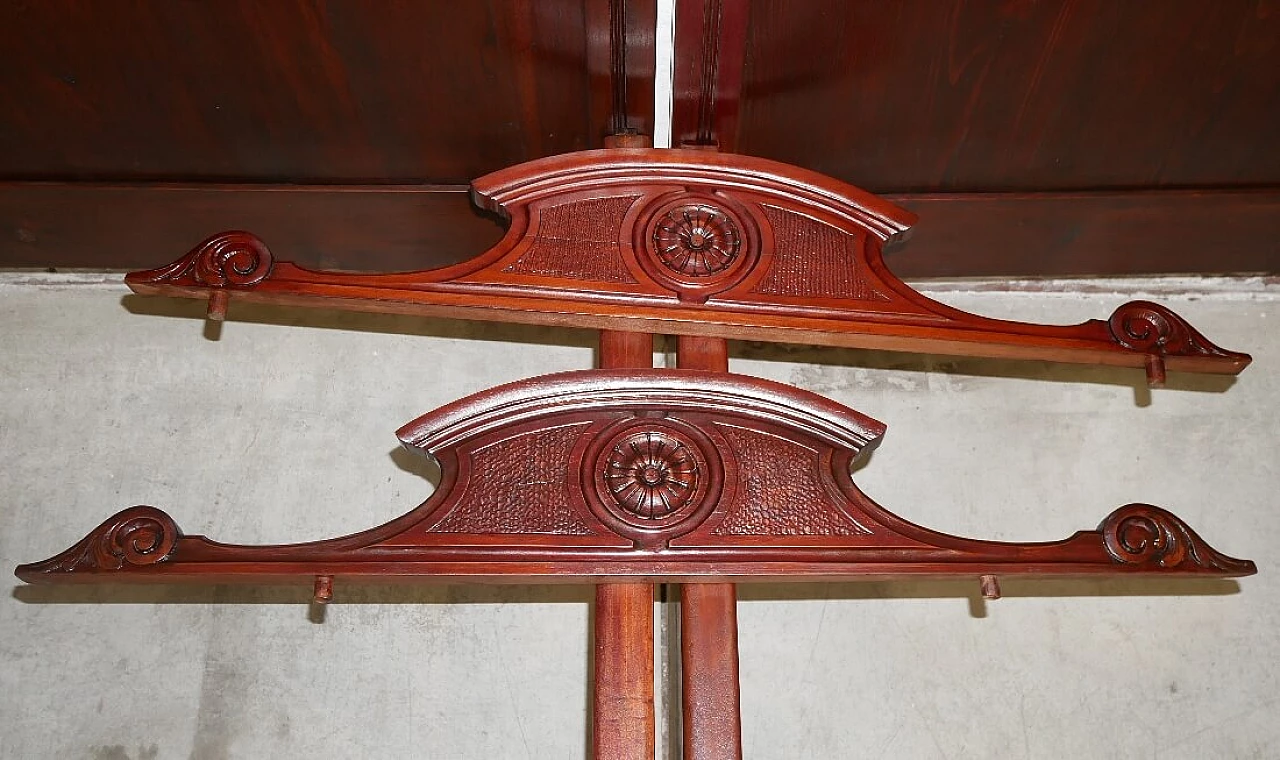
[594,330,657,760]
[675,335,744,760]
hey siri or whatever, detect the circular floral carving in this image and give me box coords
[581,418,724,544]
[604,430,701,519]
[651,204,741,277]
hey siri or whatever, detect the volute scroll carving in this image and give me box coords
[1100,504,1253,574]
[132,230,273,289]
[16,371,1254,585]
[19,506,180,576]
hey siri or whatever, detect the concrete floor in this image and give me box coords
[1,276,1276,759]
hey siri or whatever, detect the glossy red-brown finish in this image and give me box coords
[680,584,742,760]
[123,150,1251,379]
[675,335,729,373]
[5,1,1276,278]
[0,182,505,273]
[673,337,742,759]
[15,369,1255,585]
[600,330,655,370]
[594,583,656,760]
[594,329,659,759]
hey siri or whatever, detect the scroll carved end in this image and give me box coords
[1100,504,1255,576]
[125,231,274,289]
[1107,301,1251,373]
[15,506,181,582]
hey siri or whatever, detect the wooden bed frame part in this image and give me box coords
[17,148,1255,760]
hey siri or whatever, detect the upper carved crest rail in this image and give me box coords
[124,149,1249,387]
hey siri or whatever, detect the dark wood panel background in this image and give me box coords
[0,0,654,184]
[1,0,1277,276]
[737,0,1280,194]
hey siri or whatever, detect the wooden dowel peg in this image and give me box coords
[980,574,1001,600]
[207,290,229,321]
[1144,354,1166,389]
[313,575,333,604]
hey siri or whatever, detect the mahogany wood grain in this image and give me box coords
[674,337,743,760]
[595,329,658,760]
[675,335,729,373]
[594,583,656,760]
[0,1,656,184]
[672,0,749,151]
[120,150,1252,382]
[888,189,1280,279]
[5,184,1274,277]
[680,584,742,760]
[601,330,656,370]
[5,184,1277,277]
[15,370,1255,586]
[736,0,1280,194]
[0,183,503,273]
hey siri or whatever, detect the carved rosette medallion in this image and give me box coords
[604,429,701,519]
[652,204,741,277]
[581,417,724,544]
[635,192,758,301]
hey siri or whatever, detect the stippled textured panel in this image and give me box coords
[711,424,871,536]
[503,196,639,283]
[754,205,888,301]
[433,424,595,535]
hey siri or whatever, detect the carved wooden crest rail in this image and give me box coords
[15,370,1253,585]
[124,149,1249,387]
[16,148,1255,760]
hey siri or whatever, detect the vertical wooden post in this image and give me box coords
[675,335,743,760]
[680,583,742,760]
[594,330,656,760]
[594,583,657,760]
[600,330,653,370]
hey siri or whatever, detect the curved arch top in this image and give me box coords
[396,369,886,454]
[125,149,1250,382]
[472,148,917,242]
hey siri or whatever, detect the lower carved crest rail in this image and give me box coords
[16,370,1254,585]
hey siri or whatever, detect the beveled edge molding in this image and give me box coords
[15,370,1254,586]
[122,149,1251,383]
